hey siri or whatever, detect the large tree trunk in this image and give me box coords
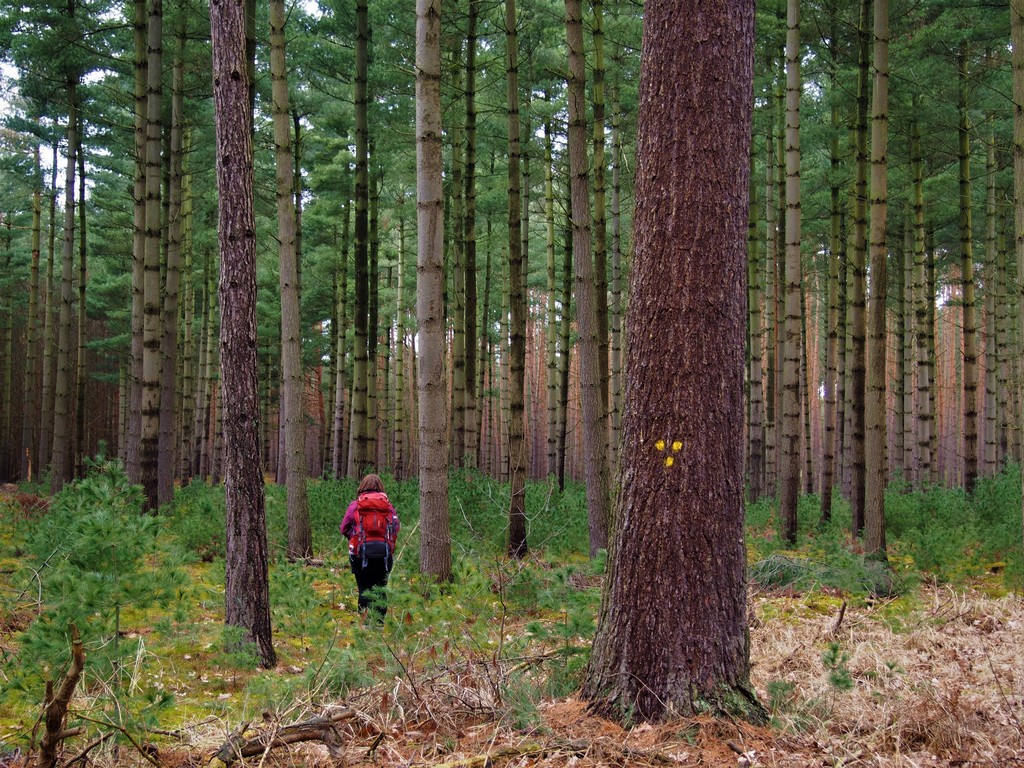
[506,0,527,557]
[210,0,275,668]
[270,0,311,559]
[864,0,889,557]
[779,0,801,544]
[582,0,762,722]
[566,0,610,556]
[416,0,452,582]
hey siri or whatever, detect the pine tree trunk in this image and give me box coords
[1012,0,1024,546]
[779,0,801,544]
[591,0,609,436]
[367,171,381,466]
[331,203,351,478]
[747,152,765,504]
[763,80,778,499]
[451,51,467,469]
[984,135,998,476]
[51,81,78,495]
[179,128,196,484]
[416,0,452,581]
[820,97,841,524]
[126,0,146,479]
[959,43,979,493]
[545,108,558,478]
[912,113,932,487]
[75,135,87,475]
[210,0,275,667]
[139,0,164,511]
[609,90,624,476]
[463,0,479,470]
[583,0,761,722]
[270,0,311,557]
[567,0,610,555]
[394,212,407,480]
[348,0,370,477]
[849,0,870,536]
[505,0,527,556]
[557,198,572,490]
[20,144,42,481]
[159,20,185,507]
[864,0,889,557]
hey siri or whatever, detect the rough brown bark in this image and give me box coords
[210,0,275,668]
[582,0,763,723]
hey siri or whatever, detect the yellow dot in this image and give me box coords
[672,441,682,453]
[655,439,665,452]
[665,456,674,467]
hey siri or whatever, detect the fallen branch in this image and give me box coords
[37,624,86,768]
[207,707,356,767]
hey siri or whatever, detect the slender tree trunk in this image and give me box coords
[21,144,42,480]
[270,0,311,558]
[394,211,407,479]
[763,77,778,499]
[591,0,609,437]
[416,0,452,581]
[779,0,801,544]
[75,133,87,474]
[463,0,479,470]
[609,89,624,475]
[820,96,842,524]
[506,0,527,557]
[545,108,558,478]
[51,82,78,496]
[912,112,931,487]
[139,0,164,511]
[348,0,370,477]
[567,0,610,555]
[367,169,381,466]
[747,152,765,504]
[126,0,146,479]
[984,135,998,476]
[451,51,467,469]
[331,203,351,478]
[1012,0,1024,547]
[959,43,979,494]
[179,128,196,484]
[849,0,870,537]
[210,0,275,667]
[864,0,889,557]
[159,19,185,506]
[557,199,572,491]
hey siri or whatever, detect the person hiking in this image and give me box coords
[340,473,399,621]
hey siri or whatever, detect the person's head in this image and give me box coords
[357,473,385,495]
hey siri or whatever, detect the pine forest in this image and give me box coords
[0,0,1022,765]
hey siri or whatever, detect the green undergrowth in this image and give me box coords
[0,465,600,753]
[0,461,1020,757]
[746,466,1024,598]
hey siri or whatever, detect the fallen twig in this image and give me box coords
[207,707,357,767]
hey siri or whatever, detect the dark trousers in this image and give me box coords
[350,555,390,620]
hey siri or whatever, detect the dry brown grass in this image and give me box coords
[3,587,1021,768]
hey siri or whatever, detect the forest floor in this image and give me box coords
[132,584,1023,768]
